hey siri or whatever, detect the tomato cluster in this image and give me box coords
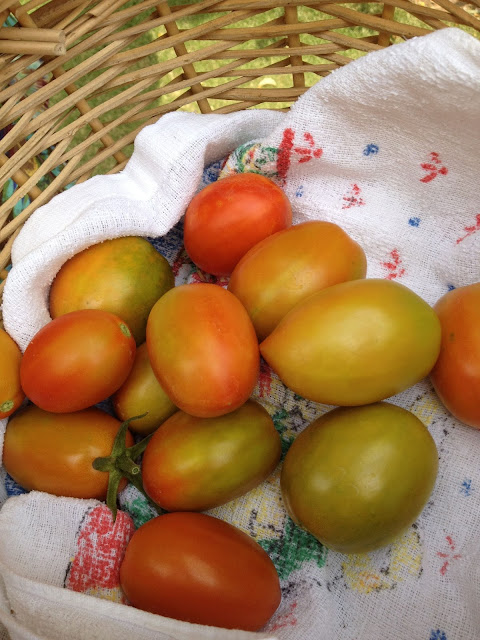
[1,171,478,630]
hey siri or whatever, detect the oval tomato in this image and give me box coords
[142,400,281,511]
[112,342,177,435]
[430,283,480,428]
[20,309,136,413]
[228,220,367,340]
[3,405,134,499]
[119,512,281,630]
[49,236,174,344]
[260,278,441,406]
[183,172,292,276]
[281,403,438,553]
[0,328,25,419]
[146,283,259,418]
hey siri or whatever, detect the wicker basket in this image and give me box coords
[1,0,479,317]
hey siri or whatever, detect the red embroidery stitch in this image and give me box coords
[436,535,461,576]
[277,128,295,184]
[420,152,448,183]
[269,602,298,632]
[294,132,323,164]
[258,359,273,398]
[277,129,323,183]
[456,213,480,244]
[382,248,406,280]
[342,183,365,209]
[65,505,135,593]
[172,246,191,276]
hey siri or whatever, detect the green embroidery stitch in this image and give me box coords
[259,517,328,580]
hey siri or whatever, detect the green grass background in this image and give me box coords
[52,1,480,174]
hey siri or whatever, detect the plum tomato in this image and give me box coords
[49,236,174,344]
[0,328,25,419]
[260,278,441,406]
[119,512,281,630]
[112,342,176,435]
[430,282,480,429]
[146,283,259,418]
[142,399,281,511]
[20,309,136,413]
[3,405,134,499]
[281,403,438,553]
[183,172,292,276]
[228,220,367,340]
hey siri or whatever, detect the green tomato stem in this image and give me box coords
[92,413,161,522]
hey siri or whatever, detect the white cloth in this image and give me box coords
[1,26,480,640]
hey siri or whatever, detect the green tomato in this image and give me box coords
[142,399,281,511]
[281,402,438,554]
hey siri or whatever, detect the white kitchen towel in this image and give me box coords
[1,25,480,640]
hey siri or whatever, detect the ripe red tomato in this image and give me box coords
[146,283,259,418]
[3,405,134,499]
[228,220,367,340]
[430,283,480,428]
[0,328,25,419]
[260,279,441,406]
[112,342,177,435]
[281,403,438,553]
[142,400,281,511]
[119,512,281,630]
[183,172,292,276]
[20,309,136,413]
[49,236,174,344]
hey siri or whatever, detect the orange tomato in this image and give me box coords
[20,309,136,413]
[184,173,292,276]
[120,512,281,630]
[228,220,367,340]
[0,328,25,419]
[430,283,480,429]
[147,283,259,418]
[3,405,134,499]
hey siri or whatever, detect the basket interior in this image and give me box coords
[0,0,479,307]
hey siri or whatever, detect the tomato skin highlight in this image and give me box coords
[146,283,260,418]
[49,236,174,345]
[260,278,441,406]
[228,220,367,340]
[20,309,136,413]
[184,172,292,276]
[142,400,281,511]
[119,512,281,630]
[112,342,177,435]
[3,405,134,499]
[430,283,480,429]
[281,403,438,554]
[0,328,25,419]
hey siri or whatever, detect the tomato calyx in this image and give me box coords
[92,414,160,521]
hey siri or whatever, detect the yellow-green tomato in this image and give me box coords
[228,220,367,341]
[260,278,441,406]
[49,236,174,345]
[141,400,281,512]
[281,403,438,554]
[112,342,177,435]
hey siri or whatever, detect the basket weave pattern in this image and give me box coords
[0,0,479,313]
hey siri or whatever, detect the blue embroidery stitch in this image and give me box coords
[447,284,456,291]
[363,143,379,156]
[4,473,28,497]
[429,630,447,640]
[296,185,304,197]
[409,217,421,227]
[461,479,472,496]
